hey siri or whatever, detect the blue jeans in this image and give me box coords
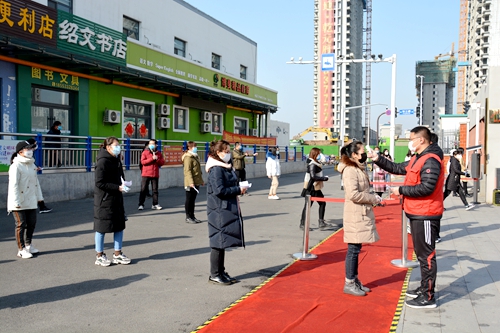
[95,231,124,253]
[345,243,362,280]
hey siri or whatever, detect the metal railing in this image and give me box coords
[1,132,305,173]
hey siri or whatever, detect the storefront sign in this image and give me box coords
[127,41,277,106]
[0,139,16,172]
[0,0,57,47]
[490,109,500,124]
[57,11,127,66]
[317,0,334,128]
[162,145,184,165]
[223,130,276,146]
[30,66,80,90]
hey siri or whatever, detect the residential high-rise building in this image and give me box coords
[313,0,366,141]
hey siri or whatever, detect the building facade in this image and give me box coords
[0,0,278,148]
[312,0,365,141]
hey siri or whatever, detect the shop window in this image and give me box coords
[174,38,186,57]
[31,86,72,134]
[173,105,189,132]
[48,0,72,13]
[212,53,221,70]
[240,65,247,80]
[123,16,140,40]
[211,113,223,134]
[234,117,248,135]
[123,99,152,139]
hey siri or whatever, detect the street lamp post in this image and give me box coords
[344,103,388,144]
[416,75,424,125]
[376,109,390,146]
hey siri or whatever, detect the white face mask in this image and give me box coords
[408,140,417,153]
[456,154,462,160]
[219,152,231,163]
[24,150,34,158]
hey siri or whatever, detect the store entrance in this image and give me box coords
[31,87,72,134]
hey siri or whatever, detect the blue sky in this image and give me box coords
[185,0,459,140]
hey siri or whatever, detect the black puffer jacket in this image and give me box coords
[374,143,443,198]
[305,161,329,192]
[445,156,464,191]
[93,148,126,233]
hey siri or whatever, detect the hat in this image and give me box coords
[16,140,36,153]
[449,149,456,156]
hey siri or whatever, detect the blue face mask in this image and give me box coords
[57,126,62,131]
[148,144,155,150]
[111,145,121,156]
[191,147,198,154]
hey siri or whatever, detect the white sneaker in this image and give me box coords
[112,253,131,265]
[268,195,280,200]
[138,205,144,210]
[465,204,475,211]
[26,244,39,254]
[152,205,162,210]
[95,254,111,267]
[17,248,33,259]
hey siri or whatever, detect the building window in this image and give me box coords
[234,117,248,135]
[212,53,221,70]
[123,100,152,139]
[240,65,247,80]
[48,0,72,13]
[174,38,186,57]
[31,86,72,134]
[211,113,223,134]
[173,105,189,132]
[123,16,139,40]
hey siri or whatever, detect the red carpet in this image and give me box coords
[195,202,413,333]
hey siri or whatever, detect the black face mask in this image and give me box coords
[359,153,368,163]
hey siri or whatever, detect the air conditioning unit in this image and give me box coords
[201,111,211,122]
[251,129,258,136]
[157,117,170,129]
[103,110,120,124]
[200,122,211,133]
[157,104,170,116]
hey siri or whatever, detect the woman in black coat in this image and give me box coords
[205,140,246,285]
[444,150,473,210]
[93,137,131,267]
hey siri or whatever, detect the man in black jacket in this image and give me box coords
[368,126,444,309]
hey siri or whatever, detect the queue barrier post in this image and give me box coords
[391,197,419,268]
[293,195,317,261]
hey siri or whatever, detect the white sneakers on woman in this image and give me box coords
[268,195,280,200]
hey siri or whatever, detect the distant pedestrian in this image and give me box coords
[372,147,386,197]
[183,141,204,223]
[444,150,474,210]
[382,149,392,187]
[94,137,131,267]
[205,140,246,285]
[46,120,62,167]
[338,141,382,296]
[138,139,164,210]
[405,149,413,162]
[300,147,332,230]
[457,147,472,197]
[266,147,281,199]
[232,142,256,195]
[8,140,44,259]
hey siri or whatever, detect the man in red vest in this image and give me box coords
[369,126,444,309]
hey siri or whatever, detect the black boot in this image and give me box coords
[299,220,312,231]
[318,219,332,230]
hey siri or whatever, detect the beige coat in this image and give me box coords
[338,155,380,244]
[182,152,204,187]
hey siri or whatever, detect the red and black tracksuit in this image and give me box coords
[375,143,444,301]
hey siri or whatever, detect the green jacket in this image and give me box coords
[232,149,246,170]
[182,152,204,187]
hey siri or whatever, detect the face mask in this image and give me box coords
[57,126,62,131]
[384,152,389,156]
[111,145,121,156]
[24,150,34,158]
[219,152,231,163]
[374,150,380,154]
[408,140,417,153]
[148,144,155,151]
[191,147,198,154]
[456,154,462,160]
[359,153,367,164]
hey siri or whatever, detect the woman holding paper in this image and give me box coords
[205,140,246,285]
[182,141,204,223]
[93,137,131,267]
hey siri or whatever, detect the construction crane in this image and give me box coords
[434,42,455,60]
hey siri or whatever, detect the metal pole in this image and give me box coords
[293,195,317,260]
[389,54,397,159]
[391,204,419,268]
[419,76,424,126]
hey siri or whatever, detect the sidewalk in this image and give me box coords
[1,167,499,332]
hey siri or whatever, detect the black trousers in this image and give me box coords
[185,187,199,218]
[12,209,37,250]
[139,177,159,206]
[444,184,468,206]
[410,218,439,300]
[210,248,225,277]
[235,169,246,183]
[300,190,326,222]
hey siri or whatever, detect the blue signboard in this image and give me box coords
[398,108,414,116]
[321,53,335,71]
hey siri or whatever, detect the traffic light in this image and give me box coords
[463,101,470,114]
[395,107,398,118]
[416,106,421,118]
